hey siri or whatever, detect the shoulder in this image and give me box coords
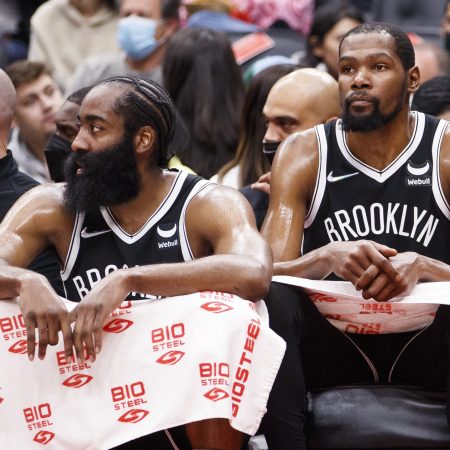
[3,183,72,226]
[31,0,67,25]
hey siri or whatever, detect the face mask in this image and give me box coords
[44,134,72,182]
[117,15,162,60]
[262,141,281,166]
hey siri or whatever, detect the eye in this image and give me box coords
[341,65,353,74]
[91,124,102,133]
[374,64,386,71]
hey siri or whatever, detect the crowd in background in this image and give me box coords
[1,0,449,192]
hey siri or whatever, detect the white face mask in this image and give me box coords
[117,15,163,60]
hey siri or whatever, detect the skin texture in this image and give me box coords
[13,74,63,161]
[252,68,340,194]
[0,83,272,450]
[262,31,450,302]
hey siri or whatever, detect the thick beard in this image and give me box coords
[63,133,140,214]
[341,97,403,132]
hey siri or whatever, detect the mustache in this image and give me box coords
[345,92,378,106]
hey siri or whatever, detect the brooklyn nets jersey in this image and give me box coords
[61,170,209,301]
[303,112,450,265]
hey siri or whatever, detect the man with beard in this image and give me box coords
[0,76,272,450]
[261,23,450,449]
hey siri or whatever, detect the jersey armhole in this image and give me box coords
[179,180,211,261]
[304,124,328,228]
[60,211,85,282]
[432,120,450,220]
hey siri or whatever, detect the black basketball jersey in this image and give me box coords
[61,170,209,301]
[303,112,450,265]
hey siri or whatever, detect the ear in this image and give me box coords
[134,126,156,154]
[408,65,421,94]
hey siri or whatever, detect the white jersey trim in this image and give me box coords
[61,211,85,282]
[432,119,450,219]
[101,170,189,244]
[305,124,328,228]
[335,111,424,183]
[179,179,211,261]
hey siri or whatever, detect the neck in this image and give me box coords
[70,0,105,17]
[126,44,166,72]
[109,166,175,234]
[345,108,414,171]
[22,132,48,163]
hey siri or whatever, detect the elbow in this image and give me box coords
[242,262,272,302]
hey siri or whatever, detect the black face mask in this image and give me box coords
[262,141,281,166]
[44,134,72,182]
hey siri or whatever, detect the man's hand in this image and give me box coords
[356,251,423,302]
[326,240,399,285]
[251,171,271,195]
[69,270,129,364]
[19,274,73,362]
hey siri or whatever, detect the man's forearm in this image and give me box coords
[121,254,272,302]
[273,246,331,279]
[419,255,450,282]
[0,259,30,298]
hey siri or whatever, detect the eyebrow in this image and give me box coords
[340,52,395,62]
[77,114,107,122]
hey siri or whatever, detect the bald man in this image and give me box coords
[241,68,340,228]
[0,69,63,293]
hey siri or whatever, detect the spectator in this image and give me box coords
[413,40,450,84]
[242,68,340,229]
[28,0,119,89]
[412,75,450,120]
[68,0,180,93]
[163,27,244,178]
[212,63,298,189]
[44,85,93,182]
[301,1,363,78]
[0,68,63,294]
[5,60,63,183]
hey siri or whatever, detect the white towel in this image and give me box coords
[0,292,286,449]
[273,276,450,334]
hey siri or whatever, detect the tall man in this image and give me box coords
[262,23,450,449]
[0,76,272,449]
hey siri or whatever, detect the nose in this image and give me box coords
[71,128,88,153]
[351,66,371,90]
[264,121,282,143]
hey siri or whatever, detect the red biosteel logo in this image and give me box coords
[204,388,229,402]
[33,430,55,445]
[201,302,233,314]
[156,350,185,365]
[118,409,149,423]
[103,318,134,333]
[8,339,27,354]
[62,374,93,388]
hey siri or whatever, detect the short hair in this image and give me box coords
[66,85,93,106]
[4,60,52,89]
[412,75,450,117]
[97,76,176,167]
[162,0,181,19]
[340,22,415,71]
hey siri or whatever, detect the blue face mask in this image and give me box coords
[117,15,162,60]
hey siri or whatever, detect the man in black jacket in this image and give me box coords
[0,67,62,293]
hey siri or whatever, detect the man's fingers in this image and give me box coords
[251,182,271,195]
[372,242,398,258]
[361,273,390,300]
[25,314,37,362]
[36,316,49,360]
[355,265,380,291]
[93,312,105,358]
[73,312,86,365]
[47,313,59,346]
[60,316,74,364]
[82,311,97,362]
